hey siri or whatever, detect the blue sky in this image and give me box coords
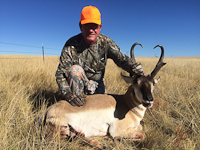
[0,0,199,57]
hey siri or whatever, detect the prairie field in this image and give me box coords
[0,55,200,150]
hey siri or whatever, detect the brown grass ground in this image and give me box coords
[0,55,199,150]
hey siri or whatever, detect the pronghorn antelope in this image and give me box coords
[39,43,166,149]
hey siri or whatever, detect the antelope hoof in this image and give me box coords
[102,145,106,149]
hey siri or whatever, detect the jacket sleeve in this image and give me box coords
[106,38,134,74]
[55,46,73,95]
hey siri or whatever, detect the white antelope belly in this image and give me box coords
[65,107,115,137]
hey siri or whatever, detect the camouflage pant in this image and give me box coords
[65,65,106,96]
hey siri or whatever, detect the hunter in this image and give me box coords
[55,5,144,106]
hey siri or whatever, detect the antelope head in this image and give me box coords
[121,42,166,108]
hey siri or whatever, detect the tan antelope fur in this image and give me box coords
[39,43,166,149]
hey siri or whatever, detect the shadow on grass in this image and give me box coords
[30,89,65,111]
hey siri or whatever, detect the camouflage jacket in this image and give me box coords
[55,33,134,95]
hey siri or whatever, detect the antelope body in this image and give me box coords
[40,43,166,149]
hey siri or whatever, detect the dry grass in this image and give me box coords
[0,55,199,150]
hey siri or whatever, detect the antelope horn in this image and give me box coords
[130,42,143,64]
[150,45,166,78]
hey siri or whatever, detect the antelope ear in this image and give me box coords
[121,73,132,83]
[153,76,160,85]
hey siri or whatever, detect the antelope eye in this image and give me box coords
[133,79,138,85]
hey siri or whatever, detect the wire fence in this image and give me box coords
[0,42,61,57]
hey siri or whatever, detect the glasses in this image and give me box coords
[82,23,101,30]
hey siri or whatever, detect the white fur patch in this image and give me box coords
[65,108,115,137]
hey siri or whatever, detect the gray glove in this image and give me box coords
[130,62,144,76]
[85,80,98,94]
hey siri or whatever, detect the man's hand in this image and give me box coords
[131,62,144,76]
[65,93,85,107]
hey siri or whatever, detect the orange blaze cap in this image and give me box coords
[81,6,101,25]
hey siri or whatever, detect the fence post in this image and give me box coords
[42,43,44,62]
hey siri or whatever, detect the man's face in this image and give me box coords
[80,23,102,45]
